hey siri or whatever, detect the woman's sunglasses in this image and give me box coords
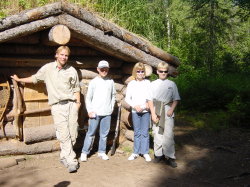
[136,70,144,73]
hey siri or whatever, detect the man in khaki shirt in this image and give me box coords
[11,46,81,173]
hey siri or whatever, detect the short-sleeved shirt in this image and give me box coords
[85,76,116,116]
[151,79,180,103]
[125,79,152,113]
[31,61,80,105]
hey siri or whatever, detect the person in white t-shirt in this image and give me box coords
[151,62,180,168]
[125,62,157,162]
[80,60,116,162]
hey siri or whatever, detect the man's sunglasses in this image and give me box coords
[158,70,168,73]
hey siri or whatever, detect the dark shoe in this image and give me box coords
[166,158,177,168]
[68,164,78,173]
[153,155,163,163]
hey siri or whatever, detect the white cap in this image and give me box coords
[97,60,109,68]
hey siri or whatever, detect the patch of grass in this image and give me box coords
[177,110,232,131]
[121,145,133,154]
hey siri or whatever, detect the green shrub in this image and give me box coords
[174,68,250,128]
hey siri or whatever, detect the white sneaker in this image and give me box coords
[143,154,151,162]
[80,153,87,162]
[98,153,109,160]
[128,153,139,161]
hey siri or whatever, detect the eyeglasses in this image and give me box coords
[158,70,168,73]
[136,70,144,74]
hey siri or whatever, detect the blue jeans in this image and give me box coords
[132,112,150,155]
[82,115,111,154]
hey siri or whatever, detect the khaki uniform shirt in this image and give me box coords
[32,61,80,105]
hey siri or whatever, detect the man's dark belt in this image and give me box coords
[54,99,76,105]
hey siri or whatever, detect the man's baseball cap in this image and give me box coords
[97,60,109,68]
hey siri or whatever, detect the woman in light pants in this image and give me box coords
[125,62,157,162]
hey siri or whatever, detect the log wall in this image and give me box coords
[0,34,133,144]
[0,31,177,151]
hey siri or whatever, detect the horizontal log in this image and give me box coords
[0,56,123,68]
[79,69,122,80]
[80,79,125,92]
[122,63,153,77]
[0,139,60,156]
[0,2,180,66]
[5,33,40,44]
[0,2,62,32]
[0,122,16,138]
[6,108,51,118]
[59,14,169,68]
[0,44,104,56]
[0,16,59,43]
[23,124,56,144]
[61,2,180,66]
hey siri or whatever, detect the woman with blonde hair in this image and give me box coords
[125,62,157,162]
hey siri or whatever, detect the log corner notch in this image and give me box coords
[42,24,71,46]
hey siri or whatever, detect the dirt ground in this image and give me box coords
[0,122,250,187]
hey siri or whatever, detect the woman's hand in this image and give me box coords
[134,105,143,113]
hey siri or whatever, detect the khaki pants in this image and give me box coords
[51,101,79,165]
[153,106,175,159]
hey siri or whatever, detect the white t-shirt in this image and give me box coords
[85,76,116,116]
[151,79,180,103]
[125,79,152,113]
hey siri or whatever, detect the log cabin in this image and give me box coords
[0,2,180,155]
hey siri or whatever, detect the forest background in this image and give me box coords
[0,0,249,130]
